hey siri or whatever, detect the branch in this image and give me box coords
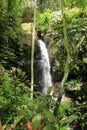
[75,31,87,52]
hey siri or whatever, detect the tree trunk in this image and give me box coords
[49,0,53,10]
[31,0,37,99]
[53,0,71,116]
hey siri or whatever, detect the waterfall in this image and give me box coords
[38,39,52,94]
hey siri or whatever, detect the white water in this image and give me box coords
[38,39,52,94]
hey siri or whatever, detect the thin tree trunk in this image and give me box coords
[60,0,71,95]
[74,32,86,53]
[31,0,37,99]
[53,0,71,116]
[49,0,53,10]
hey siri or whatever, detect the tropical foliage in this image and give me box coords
[0,0,87,129]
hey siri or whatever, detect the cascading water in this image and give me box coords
[38,39,52,94]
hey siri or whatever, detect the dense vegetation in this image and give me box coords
[0,0,87,129]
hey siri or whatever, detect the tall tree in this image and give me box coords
[0,0,25,68]
[53,0,71,116]
[31,0,37,98]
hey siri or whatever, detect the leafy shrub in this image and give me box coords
[0,68,78,129]
[36,9,51,30]
[0,66,30,125]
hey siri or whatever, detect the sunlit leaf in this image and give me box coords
[47,86,52,95]
[61,115,78,126]
[44,110,58,124]
[32,114,42,130]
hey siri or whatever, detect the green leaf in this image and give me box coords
[61,115,78,126]
[11,116,24,129]
[32,114,42,130]
[43,124,56,130]
[44,110,58,124]
[60,125,70,130]
[47,86,52,95]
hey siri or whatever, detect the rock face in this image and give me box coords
[20,23,62,91]
[20,23,41,91]
[21,23,33,45]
